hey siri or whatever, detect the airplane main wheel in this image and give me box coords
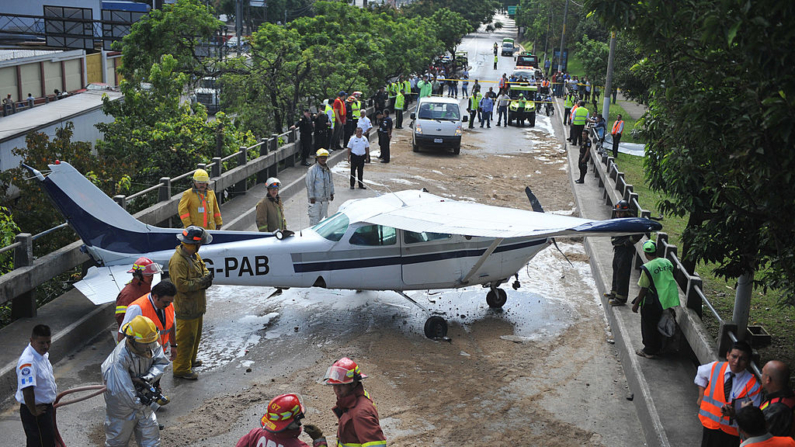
[486,289,508,308]
[424,316,448,339]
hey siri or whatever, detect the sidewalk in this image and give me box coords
[557,95,701,446]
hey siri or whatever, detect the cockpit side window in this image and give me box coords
[349,225,397,246]
[403,231,452,244]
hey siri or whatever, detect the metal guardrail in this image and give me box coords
[0,128,304,316]
[585,125,747,365]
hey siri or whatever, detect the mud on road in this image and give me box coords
[150,122,644,446]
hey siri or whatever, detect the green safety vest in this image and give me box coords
[470,93,481,110]
[390,83,398,96]
[572,106,589,125]
[325,104,334,129]
[564,96,574,108]
[403,80,411,93]
[351,100,360,120]
[395,93,405,110]
[641,257,680,309]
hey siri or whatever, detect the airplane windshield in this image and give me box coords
[312,213,349,241]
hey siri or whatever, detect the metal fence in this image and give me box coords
[0,127,301,317]
[585,126,759,369]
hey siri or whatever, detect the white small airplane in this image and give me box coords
[28,161,661,338]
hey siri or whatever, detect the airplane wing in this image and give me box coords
[342,190,661,238]
[73,265,160,305]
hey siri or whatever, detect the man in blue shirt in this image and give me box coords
[479,94,494,128]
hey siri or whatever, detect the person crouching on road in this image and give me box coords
[347,126,370,189]
[306,149,335,226]
[169,226,213,380]
[256,177,286,232]
[16,324,57,447]
[323,357,387,447]
[102,316,170,447]
[236,394,328,447]
[178,169,222,230]
[115,257,162,330]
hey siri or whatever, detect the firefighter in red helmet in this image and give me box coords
[115,257,163,329]
[236,393,328,447]
[323,357,387,446]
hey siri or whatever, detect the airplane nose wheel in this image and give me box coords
[424,316,448,339]
[486,288,508,308]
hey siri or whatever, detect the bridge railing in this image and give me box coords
[585,125,743,366]
[0,128,301,318]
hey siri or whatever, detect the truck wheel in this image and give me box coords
[413,141,419,152]
[453,145,460,155]
[530,113,536,127]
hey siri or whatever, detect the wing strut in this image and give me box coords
[460,238,504,285]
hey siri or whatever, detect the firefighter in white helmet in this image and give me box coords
[101,315,169,447]
[256,177,286,232]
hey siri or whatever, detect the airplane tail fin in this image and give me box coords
[26,161,270,266]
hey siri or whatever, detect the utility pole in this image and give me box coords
[732,271,754,341]
[602,30,616,121]
[235,0,243,52]
[557,0,569,73]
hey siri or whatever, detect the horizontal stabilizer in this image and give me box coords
[74,265,159,305]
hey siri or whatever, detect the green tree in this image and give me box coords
[428,9,473,58]
[574,32,649,100]
[0,205,20,274]
[97,54,255,200]
[586,0,795,304]
[0,124,120,256]
[115,0,223,82]
[403,0,499,32]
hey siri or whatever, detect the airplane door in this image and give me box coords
[400,231,462,287]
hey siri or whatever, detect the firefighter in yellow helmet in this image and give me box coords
[306,149,334,225]
[101,315,169,447]
[178,169,223,230]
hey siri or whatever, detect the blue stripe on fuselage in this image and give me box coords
[43,177,272,255]
[292,239,547,273]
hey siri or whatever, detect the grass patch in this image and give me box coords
[619,154,795,369]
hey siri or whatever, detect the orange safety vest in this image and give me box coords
[129,294,175,347]
[612,120,624,135]
[499,78,506,89]
[698,362,761,436]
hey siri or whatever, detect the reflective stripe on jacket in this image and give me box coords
[612,120,624,135]
[178,188,222,229]
[114,280,151,328]
[129,294,175,346]
[334,385,387,447]
[699,361,761,436]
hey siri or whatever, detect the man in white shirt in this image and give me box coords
[695,341,762,447]
[356,110,372,135]
[16,324,58,447]
[347,126,370,190]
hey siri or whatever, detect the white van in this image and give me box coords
[410,97,467,155]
